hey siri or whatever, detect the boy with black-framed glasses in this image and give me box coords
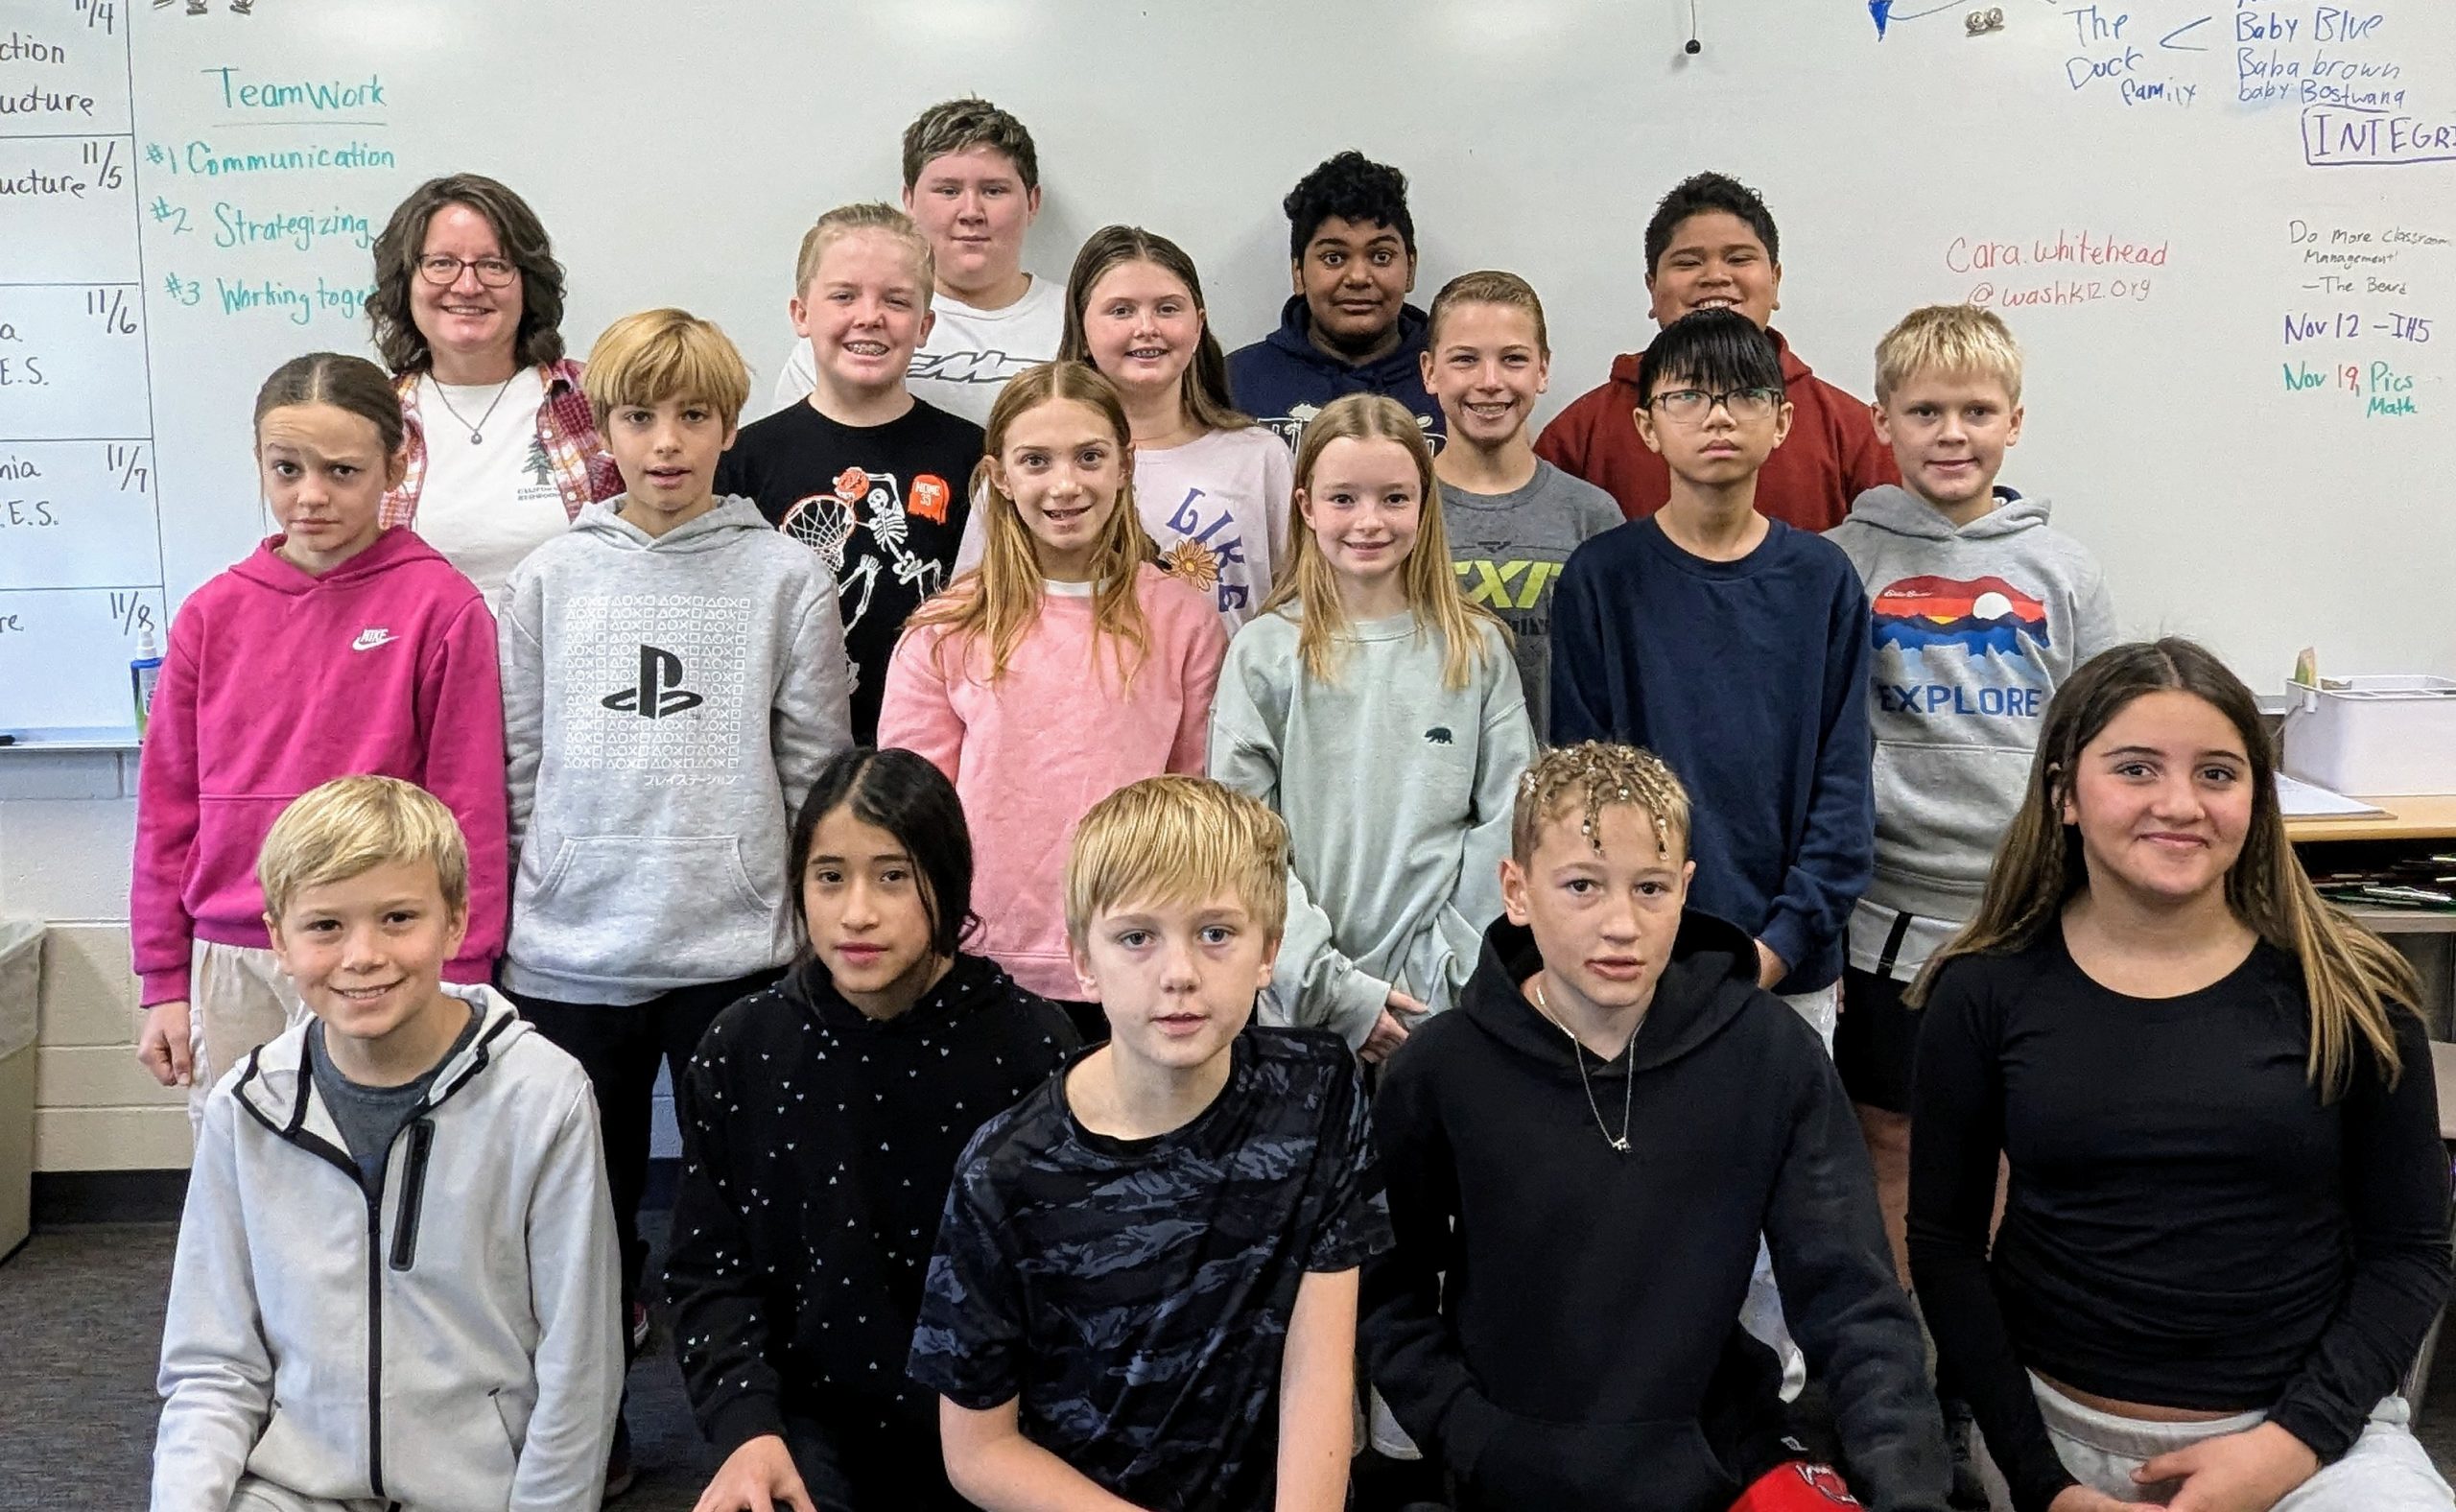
[1551,307,1873,1038]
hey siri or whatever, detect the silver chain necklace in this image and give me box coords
[430,372,518,445]
[1532,976,1634,1153]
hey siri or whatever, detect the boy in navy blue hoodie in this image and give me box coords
[1226,151,1445,450]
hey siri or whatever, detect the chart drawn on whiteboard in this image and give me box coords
[1,0,169,738]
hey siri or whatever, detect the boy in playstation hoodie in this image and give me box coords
[495,310,854,1395]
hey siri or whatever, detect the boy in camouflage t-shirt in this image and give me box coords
[909,776,1389,1512]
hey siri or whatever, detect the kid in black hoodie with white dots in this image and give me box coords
[663,748,1076,1512]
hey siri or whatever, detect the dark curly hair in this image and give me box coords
[366,174,567,376]
[1643,171,1781,276]
[1282,150,1414,262]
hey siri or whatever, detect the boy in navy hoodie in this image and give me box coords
[1226,150,1445,450]
[1362,742,1946,1512]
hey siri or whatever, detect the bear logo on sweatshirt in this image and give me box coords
[1424,726,1453,745]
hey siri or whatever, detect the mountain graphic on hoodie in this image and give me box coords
[1869,574,2052,661]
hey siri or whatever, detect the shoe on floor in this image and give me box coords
[1944,1397,1989,1509]
[602,1417,635,1503]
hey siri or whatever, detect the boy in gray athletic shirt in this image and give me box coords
[1425,272,1621,742]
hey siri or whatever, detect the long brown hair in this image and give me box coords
[1259,393,1501,689]
[906,362,1158,686]
[1058,225,1251,437]
[367,174,567,375]
[1912,638,2418,1097]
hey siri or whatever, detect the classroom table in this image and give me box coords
[2285,795,2456,847]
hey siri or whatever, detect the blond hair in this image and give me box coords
[1875,304,2024,404]
[1262,392,1502,690]
[1511,742,1691,863]
[258,775,469,922]
[907,361,1158,686]
[1428,270,1551,356]
[580,307,752,433]
[792,201,936,307]
[1066,775,1290,947]
[1912,639,2417,1098]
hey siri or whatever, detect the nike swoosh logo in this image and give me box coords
[351,629,395,651]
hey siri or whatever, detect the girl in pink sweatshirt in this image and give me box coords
[132,353,508,1125]
[877,361,1225,1025]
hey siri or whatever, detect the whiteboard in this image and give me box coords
[4,0,2451,739]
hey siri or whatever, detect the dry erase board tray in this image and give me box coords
[0,726,140,752]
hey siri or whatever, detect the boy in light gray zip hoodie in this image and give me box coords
[1824,305,2113,1504]
[495,311,852,1472]
[154,777,621,1512]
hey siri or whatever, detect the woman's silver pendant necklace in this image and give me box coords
[1534,976,1634,1153]
[433,372,518,446]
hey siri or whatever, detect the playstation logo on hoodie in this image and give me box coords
[602,645,703,719]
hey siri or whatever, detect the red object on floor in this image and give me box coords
[1729,1461,1864,1511]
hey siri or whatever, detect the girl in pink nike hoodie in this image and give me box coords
[132,353,509,1127]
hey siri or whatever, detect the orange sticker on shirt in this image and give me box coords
[909,474,952,524]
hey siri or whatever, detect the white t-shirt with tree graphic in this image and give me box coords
[411,368,571,604]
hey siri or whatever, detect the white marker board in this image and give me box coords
[3,0,2451,740]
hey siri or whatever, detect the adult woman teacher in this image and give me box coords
[368,173,619,602]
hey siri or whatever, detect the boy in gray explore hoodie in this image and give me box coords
[1824,307,2112,1499]
[495,313,852,1448]
[1824,308,2114,1118]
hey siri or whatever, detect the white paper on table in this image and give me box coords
[2277,772,2388,818]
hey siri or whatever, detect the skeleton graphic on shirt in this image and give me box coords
[778,468,947,633]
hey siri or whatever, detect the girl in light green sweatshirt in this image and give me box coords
[1210,393,1534,1064]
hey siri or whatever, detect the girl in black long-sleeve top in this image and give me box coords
[663,748,1076,1512]
[1907,639,2453,1512]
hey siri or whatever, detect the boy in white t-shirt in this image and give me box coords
[773,98,1061,425]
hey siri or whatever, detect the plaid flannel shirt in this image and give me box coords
[380,358,621,530]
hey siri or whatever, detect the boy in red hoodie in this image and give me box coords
[1536,172,1896,531]
[133,353,508,1130]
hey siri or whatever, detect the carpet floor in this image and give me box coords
[7,1218,2452,1510]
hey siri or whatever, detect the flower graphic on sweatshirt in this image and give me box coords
[1160,538,1221,594]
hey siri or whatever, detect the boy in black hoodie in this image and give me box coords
[1226,150,1445,450]
[1361,741,1949,1512]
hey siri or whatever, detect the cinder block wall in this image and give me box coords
[0,751,190,1171]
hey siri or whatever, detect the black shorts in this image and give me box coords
[1834,966,1920,1115]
